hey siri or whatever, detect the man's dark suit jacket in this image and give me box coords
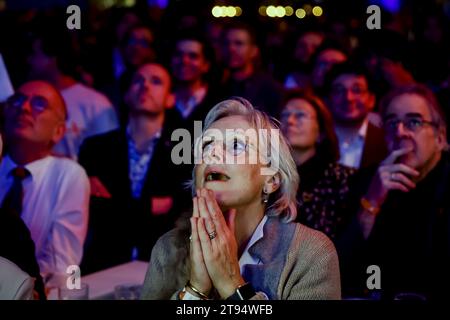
[336,152,450,300]
[78,114,191,274]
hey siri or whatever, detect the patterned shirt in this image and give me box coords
[127,127,161,199]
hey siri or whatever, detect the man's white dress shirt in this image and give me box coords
[336,118,369,169]
[0,155,90,278]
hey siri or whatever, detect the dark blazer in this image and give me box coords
[360,123,388,169]
[337,153,450,300]
[78,115,191,274]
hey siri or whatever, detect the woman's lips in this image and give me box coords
[204,168,230,182]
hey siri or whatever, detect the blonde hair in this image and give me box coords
[190,97,299,223]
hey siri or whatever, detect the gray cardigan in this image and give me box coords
[141,216,341,300]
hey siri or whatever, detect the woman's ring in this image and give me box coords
[208,230,217,240]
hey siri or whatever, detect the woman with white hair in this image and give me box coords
[141,97,341,300]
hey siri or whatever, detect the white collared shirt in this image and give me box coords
[336,118,369,169]
[182,215,267,300]
[175,86,207,119]
[0,155,90,278]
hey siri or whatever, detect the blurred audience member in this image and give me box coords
[118,24,157,88]
[281,90,355,239]
[170,33,220,132]
[78,63,187,273]
[338,84,450,300]
[0,81,89,284]
[112,10,143,80]
[325,62,387,169]
[27,29,118,160]
[311,43,347,93]
[284,30,324,90]
[220,22,284,117]
[357,30,415,98]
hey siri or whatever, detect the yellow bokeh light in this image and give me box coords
[296,8,306,19]
[212,6,222,18]
[235,6,242,16]
[225,6,237,17]
[259,6,267,16]
[285,6,294,16]
[266,5,277,18]
[123,0,135,7]
[312,6,323,17]
[275,6,286,17]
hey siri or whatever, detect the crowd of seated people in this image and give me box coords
[0,3,449,300]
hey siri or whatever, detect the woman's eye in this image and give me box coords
[202,140,213,152]
[231,139,246,155]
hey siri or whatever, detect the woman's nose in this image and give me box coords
[203,143,225,164]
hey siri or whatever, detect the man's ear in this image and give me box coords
[52,122,66,145]
[165,92,175,109]
[264,173,281,194]
[436,126,448,152]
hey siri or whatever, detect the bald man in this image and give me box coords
[0,81,89,286]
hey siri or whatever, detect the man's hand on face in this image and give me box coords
[365,147,420,207]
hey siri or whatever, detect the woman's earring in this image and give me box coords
[262,188,269,204]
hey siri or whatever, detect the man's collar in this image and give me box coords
[335,117,370,143]
[1,154,53,181]
[358,118,370,139]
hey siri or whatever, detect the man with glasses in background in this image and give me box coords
[337,84,450,300]
[325,62,388,169]
[0,80,89,290]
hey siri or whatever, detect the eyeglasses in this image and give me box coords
[383,117,437,134]
[280,110,315,123]
[6,93,50,114]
